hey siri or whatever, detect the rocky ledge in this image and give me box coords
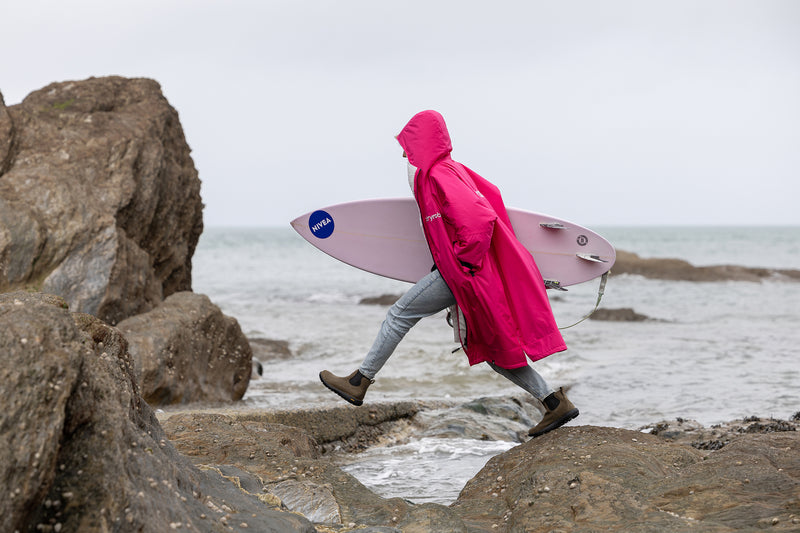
[163,409,800,532]
[4,292,799,532]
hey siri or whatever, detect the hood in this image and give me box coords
[396,110,453,172]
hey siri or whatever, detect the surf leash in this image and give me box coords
[447,270,610,353]
[557,270,609,330]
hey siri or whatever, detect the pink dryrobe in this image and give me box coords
[397,110,566,368]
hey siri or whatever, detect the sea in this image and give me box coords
[192,225,800,505]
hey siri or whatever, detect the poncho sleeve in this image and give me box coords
[431,171,498,272]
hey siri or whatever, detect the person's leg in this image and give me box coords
[488,361,579,438]
[359,269,455,378]
[320,269,455,405]
[487,362,553,400]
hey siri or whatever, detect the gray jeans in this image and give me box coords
[358,269,554,400]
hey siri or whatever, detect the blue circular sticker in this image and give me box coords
[309,210,335,239]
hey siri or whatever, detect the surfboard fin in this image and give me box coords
[540,222,567,229]
[544,279,568,291]
[576,253,607,263]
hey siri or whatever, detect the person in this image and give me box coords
[320,110,578,438]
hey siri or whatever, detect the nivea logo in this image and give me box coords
[309,210,334,239]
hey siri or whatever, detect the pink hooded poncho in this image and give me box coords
[397,110,566,368]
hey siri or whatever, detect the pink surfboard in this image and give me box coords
[290,198,615,288]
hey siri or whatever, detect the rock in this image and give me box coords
[416,396,541,442]
[614,250,800,282]
[641,415,799,451]
[271,480,341,523]
[0,290,69,309]
[117,291,252,405]
[0,292,314,532]
[234,401,422,452]
[0,77,203,324]
[590,307,651,322]
[452,425,800,532]
[360,294,401,306]
[250,337,292,360]
[252,359,264,378]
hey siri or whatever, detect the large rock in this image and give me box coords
[452,425,800,532]
[0,292,314,532]
[117,291,252,405]
[0,77,203,324]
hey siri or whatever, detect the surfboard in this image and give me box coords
[290,198,615,288]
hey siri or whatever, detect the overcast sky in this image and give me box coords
[2,1,798,227]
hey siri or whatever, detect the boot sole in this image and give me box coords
[528,408,579,438]
[319,373,364,406]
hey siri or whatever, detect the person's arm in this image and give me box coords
[433,174,497,273]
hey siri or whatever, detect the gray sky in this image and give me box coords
[3,0,798,227]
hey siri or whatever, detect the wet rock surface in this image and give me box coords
[414,396,541,442]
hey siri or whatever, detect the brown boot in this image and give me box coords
[319,369,373,406]
[528,388,579,438]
